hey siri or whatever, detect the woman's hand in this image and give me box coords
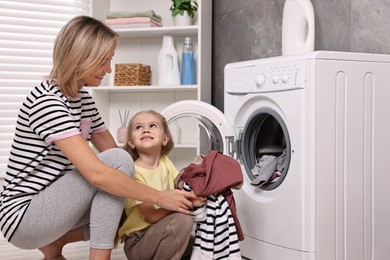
[156,189,197,215]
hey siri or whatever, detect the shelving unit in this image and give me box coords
[89,0,212,169]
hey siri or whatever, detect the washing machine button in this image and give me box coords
[282,75,289,83]
[272,75,279,83]
[255,74,266,87]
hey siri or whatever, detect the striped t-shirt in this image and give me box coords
[0,80,107,241]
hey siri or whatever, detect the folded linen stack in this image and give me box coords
[105,10,163,28]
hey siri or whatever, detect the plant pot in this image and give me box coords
[174,12,192,26]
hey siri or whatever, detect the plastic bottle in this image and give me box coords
[181,37,195,85]
[157,35,180,85]
[282,0,315,55]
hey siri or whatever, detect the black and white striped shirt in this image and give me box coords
[192,194,241,259]
[0,80,107,241]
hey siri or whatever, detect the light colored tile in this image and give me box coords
[213,1,281,110]
[312,0,350,51]
[0,233,126,260]
[351,0,390,53]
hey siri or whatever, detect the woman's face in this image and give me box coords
[79,47,115,88]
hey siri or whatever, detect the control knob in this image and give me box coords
[272,76,279,84]
[282,75,289,83]
[255,74,266,88]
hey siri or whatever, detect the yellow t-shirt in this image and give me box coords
[118,155,179,239]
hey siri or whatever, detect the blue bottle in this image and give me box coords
[181,37,195,85]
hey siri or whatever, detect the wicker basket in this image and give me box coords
[114,63,151,86]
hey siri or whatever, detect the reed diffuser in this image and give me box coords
[117,110,130,143]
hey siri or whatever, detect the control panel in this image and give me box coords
[224,57,306,94]
[253,59,306,92]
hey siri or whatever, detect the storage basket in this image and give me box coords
[114,63,151,86]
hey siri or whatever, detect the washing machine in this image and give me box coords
[162,51,390,260]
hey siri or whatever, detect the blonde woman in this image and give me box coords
[0,16,195,260]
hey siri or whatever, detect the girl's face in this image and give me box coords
[128,113,169,154]
[79,48,115,88]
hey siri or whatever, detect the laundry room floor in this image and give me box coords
[1,232,252,260]
[0,233,126,260]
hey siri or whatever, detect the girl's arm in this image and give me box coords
[137,203,172,223]
[55,134,195,214]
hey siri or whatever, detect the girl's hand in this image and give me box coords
[156,189,197,215]
[190,191,206,208]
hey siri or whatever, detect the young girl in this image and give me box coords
[118,110,196,260]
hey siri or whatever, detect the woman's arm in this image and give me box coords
[55,135,195,214]
[90,130,117,152]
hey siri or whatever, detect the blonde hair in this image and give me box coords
[123,110,174,161]
[48,16,119,97]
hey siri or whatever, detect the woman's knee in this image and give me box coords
[98,148,134,177]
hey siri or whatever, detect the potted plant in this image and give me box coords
[170,0,198,26]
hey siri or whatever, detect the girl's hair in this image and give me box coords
[48,15,119,98]
[123,110,174,161]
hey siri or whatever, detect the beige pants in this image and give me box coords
[124,212,194,260]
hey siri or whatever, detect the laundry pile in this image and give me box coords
[105,10,162,28]
[251,148,288,186]
[175,150,244,260]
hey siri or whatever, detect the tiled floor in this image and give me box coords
[0,233,126,260]
[1,232,254,260]
[1,232,253,259]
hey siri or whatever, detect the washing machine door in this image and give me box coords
[161,100,235,160]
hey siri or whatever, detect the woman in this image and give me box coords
[0,16,195,260]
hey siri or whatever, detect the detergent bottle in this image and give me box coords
[157,35,181,85]
[282,0,315,55]
[181,37,195,85]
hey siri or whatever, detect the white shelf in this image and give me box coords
[113,26,198,39]
[116,143,197,149]
[90,0,211,168]
[174,143,198,148]
[92,85,198,92]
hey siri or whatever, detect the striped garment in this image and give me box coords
[0,80,107,241]
[191,194,241,260]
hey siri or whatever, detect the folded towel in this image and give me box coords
[108,23,161,29]
[107,10,162,23]
[105,17,162,27]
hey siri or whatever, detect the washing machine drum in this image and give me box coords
[167,112,225,154]
[240,109,291,191]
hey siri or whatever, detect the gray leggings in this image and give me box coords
[10,148,134,250]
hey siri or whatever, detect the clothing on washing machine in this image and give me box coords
[190,194,242,260]
[181,181,207,222]
[251,149,288,186]
[175,150,244,238]
[175,150,244,259]
[251,155,277,186]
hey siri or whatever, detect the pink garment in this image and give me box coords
[108,23,160,29]
[105,17,162,27]
[178,150,244,241]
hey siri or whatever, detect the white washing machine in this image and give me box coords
[162,51,390,260]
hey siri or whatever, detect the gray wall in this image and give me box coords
[212,0,390,111]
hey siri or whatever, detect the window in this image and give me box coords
[0,0,89,178]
